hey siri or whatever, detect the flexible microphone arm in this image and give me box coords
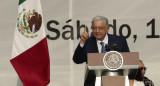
[113,43,119,51]
[105,44,110,52]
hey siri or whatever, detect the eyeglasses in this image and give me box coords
[91,26,105,31]
[139,67,147,71]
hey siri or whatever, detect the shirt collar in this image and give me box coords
[96,34,108,44]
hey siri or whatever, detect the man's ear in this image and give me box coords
[107,26,110,30]
[106,26,110,32]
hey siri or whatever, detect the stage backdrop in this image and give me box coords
[0,0,160,86]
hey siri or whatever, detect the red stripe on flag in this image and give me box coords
[10,38,50,86]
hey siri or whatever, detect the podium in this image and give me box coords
[85,52,139,86]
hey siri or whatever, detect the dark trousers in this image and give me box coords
[84,71,96,86]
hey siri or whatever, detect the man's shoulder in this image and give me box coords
[108,34,125,40]
[85,36,96,45]
[87,35,96,41]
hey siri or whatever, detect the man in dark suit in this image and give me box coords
[73,15,130,86]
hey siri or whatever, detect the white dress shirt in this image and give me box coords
[97,34,108,53]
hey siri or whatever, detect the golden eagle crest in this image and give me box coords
[17,9,42,38]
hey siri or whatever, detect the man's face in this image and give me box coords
[92,20,109,41]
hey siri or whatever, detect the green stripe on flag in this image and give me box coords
[19,0,26,5]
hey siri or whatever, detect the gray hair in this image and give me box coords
[92,15,109,27]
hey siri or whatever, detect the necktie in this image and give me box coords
[100,42,106,53]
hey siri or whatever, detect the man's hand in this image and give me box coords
[80,26,89,44]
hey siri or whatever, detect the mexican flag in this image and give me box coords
[10,0,50,86]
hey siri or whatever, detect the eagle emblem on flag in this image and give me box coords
[17,9,42,38]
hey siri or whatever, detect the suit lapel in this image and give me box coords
[108,34,114,50]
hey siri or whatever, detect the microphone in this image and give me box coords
[105,44,110,52]
[113,43,118,51]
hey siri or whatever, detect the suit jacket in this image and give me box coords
[73,34,130,64]
[73,34,130,86]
